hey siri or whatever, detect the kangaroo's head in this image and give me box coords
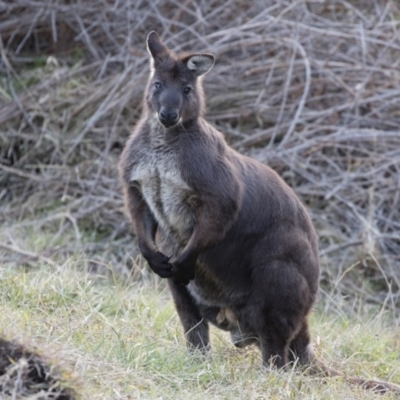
[145,31,214,128]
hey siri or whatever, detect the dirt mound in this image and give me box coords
[0,338,76,399]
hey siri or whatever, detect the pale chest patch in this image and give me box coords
[129,139,196,245]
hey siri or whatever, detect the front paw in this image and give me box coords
[145,251,174,278]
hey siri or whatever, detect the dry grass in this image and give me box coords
[1,1,400,305]
[0,260,399,399]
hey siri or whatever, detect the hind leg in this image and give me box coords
[246,260,315,369]
[168,280,210,351]
[288,319,314,366]
[257,321,293,368]
[244,303,295,368]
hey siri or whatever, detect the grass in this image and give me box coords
[2,3,400,397]
[0,256,399,399]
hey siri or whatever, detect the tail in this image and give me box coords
[305,350,400,394]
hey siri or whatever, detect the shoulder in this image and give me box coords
[179,122,241,191]
[118,119,150,180]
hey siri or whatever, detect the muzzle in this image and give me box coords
[159,109,180,127]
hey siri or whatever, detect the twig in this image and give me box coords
[0,241,57,267]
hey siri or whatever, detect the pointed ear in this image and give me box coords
[184,54,215,77]
[146,31,169,60]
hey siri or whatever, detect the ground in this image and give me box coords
[0,254,399,399]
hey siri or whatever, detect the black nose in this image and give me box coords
[159,110,179,127]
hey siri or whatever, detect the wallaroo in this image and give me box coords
[119,32,400,393]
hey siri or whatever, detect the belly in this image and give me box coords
[187,262,248,308]
[187,279,227,307]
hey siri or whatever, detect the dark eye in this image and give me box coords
[154,82,162,89]
[183,86,191,94]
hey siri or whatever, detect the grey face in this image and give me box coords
[151,78,192,128]
[145,32,215,129]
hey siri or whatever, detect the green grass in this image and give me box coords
[0,259,399,399]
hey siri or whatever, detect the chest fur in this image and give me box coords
[130,147,196,243]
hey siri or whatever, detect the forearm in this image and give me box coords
[124,186,173,279]
[124,186,158,251]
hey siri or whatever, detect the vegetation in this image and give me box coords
[0,258,399,399]
[1,0,400,398]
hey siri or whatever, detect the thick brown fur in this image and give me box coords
[119,32,400,394]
